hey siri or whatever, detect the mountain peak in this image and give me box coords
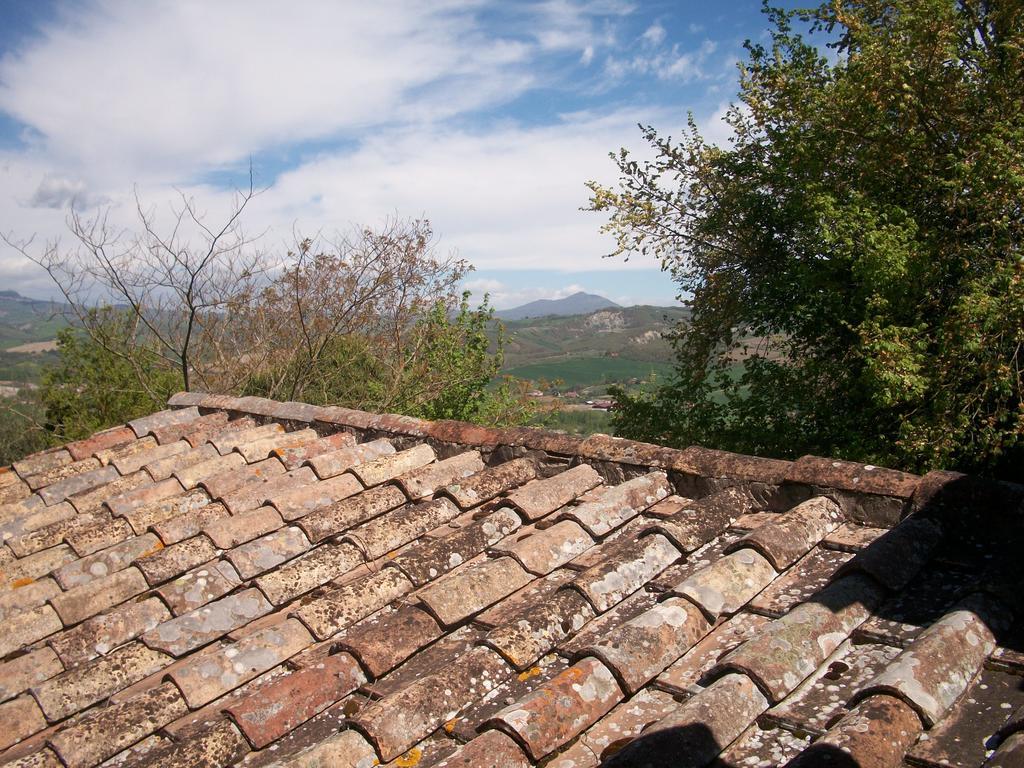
[495,292,620,321]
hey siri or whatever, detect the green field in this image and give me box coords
[504,357,675,390]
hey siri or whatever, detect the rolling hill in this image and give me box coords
[494,291,620,321]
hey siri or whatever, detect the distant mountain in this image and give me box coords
[495,292,620,321]
[0,291,68,351]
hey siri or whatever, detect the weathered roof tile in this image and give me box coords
[135,535,215,585]
[747,545,853,617]
[856,593,999,726]
[788,455,920,498]
[417,556,533,626]
[155,561,241,615]
[209,423,285,456]
[727,495,843,570]
[128,408,202,439]
[0,648,63,704]
[150,502,227,545]
[199,457,285,501]
[485,656,623,761]
[267,473,362,521]
[133,718,249,768]
[167,618,312,708]
[50,567,149,626]
[570,533,680,613]
[304,438,395,479]
[353,645,510,761]
[271,432,356,471]
[432,729,532,767]
[0,577,60,620]
[47,681,188,768]
[505,464,603,520]
[561,472,671,536]
[485,586,595,669]
[836,515,942,590]
[331,604,442,678]
[0,544,75,585]
[785,694,922,768]
[112,441,189,477]
[172,452,246,490]
[224,651,366,748]
[670,547,777,621]
[715,574,884,703]
[37,465,119,507]
[0,604,63,657]
[580,596,710,694]
[254,542,364,606]
[149,410,227,445]
[643,486,755,553]
[606,673,768,768]
[31,642,171,720]
[347,443,436,488]
[65,514,135,557]
[65,426,137,463]
[105,478,185,520]
[297,484,407,544]
[387,507,521,587]
[344,497,459,560]
[54,534,162,590]
[15,448,74,477]
[203,506,283,549]
[291,567,412,640]
[142,588,273,656]
[493,519,594,576]
[0,695,47,751]
[48,597,171,667]
[143,444,218,482]
[217,467,316,514]
[234,428,318,463]
[226,526,310,580]
[441,457,536,509]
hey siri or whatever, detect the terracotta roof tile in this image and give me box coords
[203,506,282,549]
[65,426,136,463]
[504,464,602,521]
[209,423,285,455]
[291,567,413,640]
[485,585,595,670]
[747,545,853,617]
[48,597,170,667]
[348,444,435,487]
[836,515,942,590]
[151,501,228,545]
[167,618,312,708]
[254,542,363,606]
[2,394,1019,768]
[715,574,884,703]
[304,437,395,479]
[417,556,533,626]
[156,560,240,615]
[0,648,63,703]
[605,673,768,768]
[353,645,510,761]
[224,651,365,748]
[51,566,149,626]
[765,639,901,735]
[297,484,407,544]
[493,519,594,576]
[128,408,202,439]
[331,604,442,678]
[561,472,671,537]
[441,457,536,509]
[633,487,755,555]
[344,497,460,560]
[172,452,246,490]
[234,429,319,464]
[786,693,922,768]
[31,642,170,721]
[570,534,680,613]
[271,432,356,471]
[580,597,710,695]
[432,729,532,767]
[54,533,162,589]
[47,681,188,768]
[133,535,213,585]
[226,526,311,580]
[670,548,777,621]
[392,450,485,500]
[0,695,47,751]
[388,507,521,587]
[142,588,273,656]
[485,656,623,761]
[856,593,1000,726]
[988,733,1024,768]
[148,410,227,445]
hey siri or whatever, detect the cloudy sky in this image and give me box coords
[0,0,774,308]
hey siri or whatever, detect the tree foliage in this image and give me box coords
[588,0,1023,477]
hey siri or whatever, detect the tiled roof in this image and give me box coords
[1,393,1022,768]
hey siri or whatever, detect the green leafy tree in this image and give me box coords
[589,0,1023,477]
[41,310,183,441]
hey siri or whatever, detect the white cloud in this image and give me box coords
[641,23,666,47]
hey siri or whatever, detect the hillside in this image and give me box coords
[495,291,619,320]
[0,291,67,350]
[497,304,689,368]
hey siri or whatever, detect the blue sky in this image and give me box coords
[0,0,779,308]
